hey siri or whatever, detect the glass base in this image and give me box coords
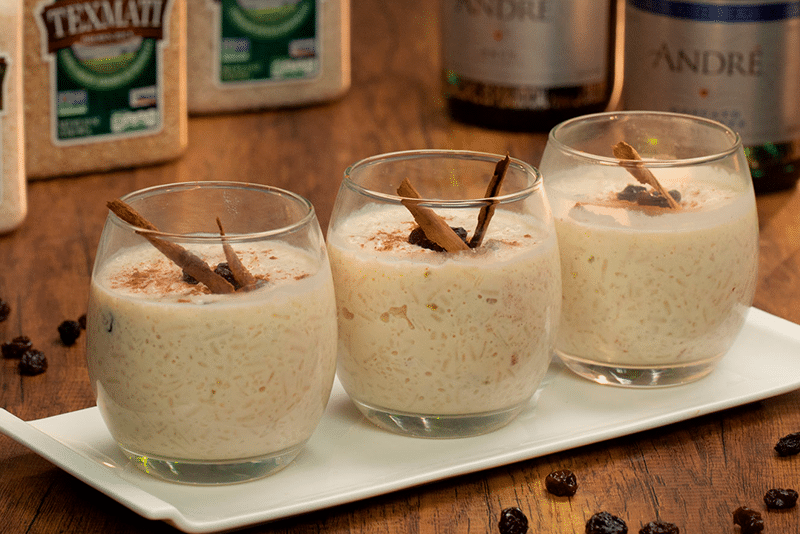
[118,442,305,485]
[557,352,719,388]
[350,398,528,439]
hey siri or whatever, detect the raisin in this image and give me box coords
[408,226,468,252]
[19,349,48,376]
[545,469,578,497]
[586,511,628,534]
[617,184,647,201]
[498,507,528,534]
[2,336,32,359]
[764,488,798,510]
[0,299,10,322]
[616,185,681,208]
[78,314,87,330]
[775,432,800,456]
[733,507,764,533]
[214,263,240,289]
[639,521,679,534]
[58,320,82,346]
[182,270,199,285]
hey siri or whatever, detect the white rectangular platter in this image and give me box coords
[1,308,799,533]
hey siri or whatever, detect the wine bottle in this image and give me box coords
[440,0,618,132]
[623,0,800,193]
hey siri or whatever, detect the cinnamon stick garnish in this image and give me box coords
[397,178,470,253]
[612,142,681,209]
[469,154,510,248]
[216,217,258,290]
[106,200,235,294]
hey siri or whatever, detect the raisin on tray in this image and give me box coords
[639,520,679,534]
[733,506,764,533]
[498,507,528,534]
[2,336,32,359]
[764,488,798,510]
[408,226,468,252]
[19,349,48,376]
[545,469,578,497]
[0,298,10,322]
[775,432,800,456]
[58,320,82,346]
[586,511,628,534]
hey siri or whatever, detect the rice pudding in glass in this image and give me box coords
[86,182,337,484]
[326,150,562,438]
[539,111,759,387]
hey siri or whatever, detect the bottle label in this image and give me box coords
[624,0,800,145]
[441,0,610,88]
[34,0,173,145]
[209,0,320,85]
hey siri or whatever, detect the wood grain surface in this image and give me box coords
[2,0,799,533]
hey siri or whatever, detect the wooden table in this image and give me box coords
[2,1,799,532]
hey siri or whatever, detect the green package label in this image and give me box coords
[216,0,319,84]
[36,0,172,143]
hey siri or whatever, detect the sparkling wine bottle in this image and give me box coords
[623,0,800,193]
[440,0,618,132]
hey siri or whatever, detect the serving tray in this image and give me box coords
[2,307,799,533]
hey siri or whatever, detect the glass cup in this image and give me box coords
[326,150,562,438]
[86,182,337,484]
[539,111,759,387]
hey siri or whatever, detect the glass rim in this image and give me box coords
[343,149,543,208]
[547,111,744,168]
[111,181,317,242]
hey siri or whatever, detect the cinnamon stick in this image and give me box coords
[216,217,257,290]
[106,200,235,294]
[469,154,510,248]
[397,178,470,253]
[612,142,681,210]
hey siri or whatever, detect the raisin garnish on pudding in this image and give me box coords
[408,226,468,252]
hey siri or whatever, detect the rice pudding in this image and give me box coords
[546,169,758,369]
[327,204,561,416]
[86,241,337,462]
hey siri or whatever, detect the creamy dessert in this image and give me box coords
[327,204,561,416]
[86,241,337,461]
[546,168,758,368]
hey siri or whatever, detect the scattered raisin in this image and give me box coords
[19,349,48,376]
[639,520,679,534]
[78,314,87,330]
[214,262,240,289]
[586,511,628,534]
[545,469,578,497]
[408,226,468,252]
[0,299,10,322]
[775,432,800,456]
[58,320,82,346]
[2,336,32,359]
[733,507,764,533]
[498,507,528,534]
[764,488,798,510]
[182,270,199,285]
